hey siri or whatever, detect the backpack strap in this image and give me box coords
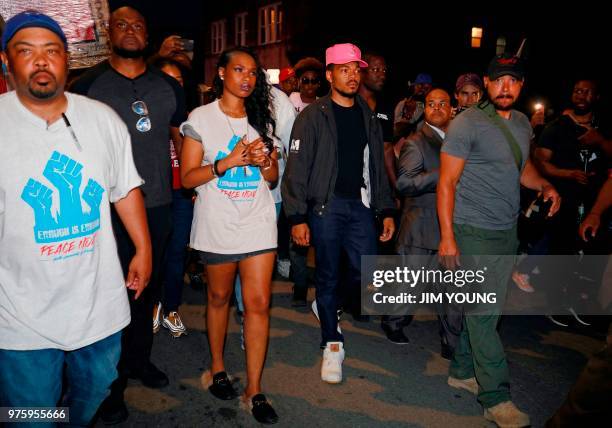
[476,100,523,171]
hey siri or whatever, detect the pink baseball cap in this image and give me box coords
[325,43,368,68]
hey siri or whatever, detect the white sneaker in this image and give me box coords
[153,302,163,334]
[321,341,345,384]
[162,311,187,338]
[311,300,342,334]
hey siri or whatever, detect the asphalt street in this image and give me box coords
[94,278,606,428]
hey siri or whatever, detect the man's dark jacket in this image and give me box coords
[396,123,442,251]
[281,94,395,225]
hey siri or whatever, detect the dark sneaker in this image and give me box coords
[249,394,279,424]
[188,273,205,290]
[291,287,308,307]
[351,311,370,323]
[381,323,409,345]
[440,342,454,360]
[98,396,128,425]
[209,371,237,400]
[127,362,169,388]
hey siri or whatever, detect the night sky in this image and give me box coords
[110,1,608,115]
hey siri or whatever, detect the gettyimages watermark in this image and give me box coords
[361,255,612,316]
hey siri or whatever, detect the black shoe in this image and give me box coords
[251,393,279,424]
[440,342,454,360]
[127,362,169,388]
[188,273,205,290]
[351,312,370,323]
[381,324,410,345]
[291,287,308,307]
[98,396,128,425]
[209,371,237,400]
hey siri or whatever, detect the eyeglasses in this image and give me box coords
[132,100,151,132]
[301,77,320,85]
[114,21,146,33]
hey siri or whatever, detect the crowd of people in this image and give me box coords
[0,7,610,428]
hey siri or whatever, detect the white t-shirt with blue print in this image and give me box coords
[180,100,277,254]
[0,92,143,351]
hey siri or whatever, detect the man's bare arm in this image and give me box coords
[437,153,465,269]
[113,188,152,299]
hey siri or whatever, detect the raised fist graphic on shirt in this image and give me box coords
[43,150,84,222]
[21,179,58,230]
[22,151,105,244]
[82,179,104,220]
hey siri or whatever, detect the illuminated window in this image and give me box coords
[258,3,283,45]
[471,27,483,48]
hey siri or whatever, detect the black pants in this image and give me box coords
[108,204,172,399]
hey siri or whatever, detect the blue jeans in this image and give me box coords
[163,189,194,311]
[0,332,121,427]
[309,198,377,347]
[234,202,282,313]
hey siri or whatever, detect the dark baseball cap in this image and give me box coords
[487,53,524,80]
[414,73,432,84]
[2,11,67,51]
[455,73,484,93]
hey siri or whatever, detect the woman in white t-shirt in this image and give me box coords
[180,47,279,424]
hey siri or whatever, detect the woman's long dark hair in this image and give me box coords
[213,47,276,150]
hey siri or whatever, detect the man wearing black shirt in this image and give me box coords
[72,6,186,424]
[358,52,395,190]
[357,52,410,343]
[282,43,395,384]
[534,79,608,325]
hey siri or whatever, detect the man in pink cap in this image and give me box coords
[282,43,395,384]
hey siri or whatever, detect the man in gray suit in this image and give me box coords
[396,88,461,359]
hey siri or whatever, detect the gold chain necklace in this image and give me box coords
[219,100,249,140]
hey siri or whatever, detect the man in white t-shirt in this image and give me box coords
[0,12,150,426]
